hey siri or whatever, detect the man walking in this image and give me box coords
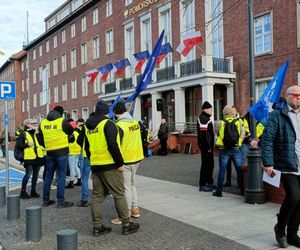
[197,101,214,192]
[85,100,139,236]
[262,85,300,248]
[38,106,74,208]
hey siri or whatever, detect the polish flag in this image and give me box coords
[131,50,150,73]
[176,31,203,57]
[99,63,113,81]
[85,68,99,84]
[112,58,131,76]
[156,43,173,65]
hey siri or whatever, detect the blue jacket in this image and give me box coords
[261,105,298,172]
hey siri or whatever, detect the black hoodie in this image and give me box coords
[84,114,124,173]
[37,110,74,157]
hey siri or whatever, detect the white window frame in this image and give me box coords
[21,62,24,72]
[22,80,24,92]
[81,43,88,64]
[82,107,89,121]
[71,79,77,99]
[46,40,49,52]
[53,58,58,76]
[53,85,58,103]
[33,69,36,84]
[124,22,134,77]
[39,45,43,57]
[71,23,76,38]
[81,16,87,32]
[61,53,67,72]
[81,75,88,97]
[62,29,66,43]
[106,29,114,54]
[94,75,101,94]
[71,48,77,68]
[53,35,57,48]
[254,13,272,56]
[39,66,43,82]
[22,100,25,112]
[33,93,37,108]
[93,36,100,59]
[106,0,112,17]
[33,49,36,60]
[93,8,99,25]
[71,109,78,121]
[62,81,68,101]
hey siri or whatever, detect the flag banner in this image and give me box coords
[132,50,150,73]
[248,60,289,123]
[109,92,122,119]
[176,31,203,57]
[85,68,99,84]
[126,30,165,115]
[156,43,173,65]
[99,63,113,81]
[112,58,131,76]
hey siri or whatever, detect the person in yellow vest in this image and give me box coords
[85,100,139,236]
[17,119,45,199]
[213,105,244,197]
[111,101,144,225]
[66,119,82,188]
[38,106,74,208]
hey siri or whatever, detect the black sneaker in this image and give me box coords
[287,234,300,248]
[57,201,74,208]
[43,199,55,207]
[93,225,112,237]
[212,190,223,197]
[65,181,74,189]
[223,182,232,187]
[75,178,81,186]
[30,191,40,198]
[20,191,31,199]
[122,221,140,235]
[274,224,288,248]
[76,200,89,207]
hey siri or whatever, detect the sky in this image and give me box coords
[0,0,65,67]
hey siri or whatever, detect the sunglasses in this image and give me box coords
[288,93,300,98]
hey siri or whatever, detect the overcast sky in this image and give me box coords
[0,0,64,67]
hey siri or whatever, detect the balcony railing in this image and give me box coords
[120,77,133,90]
[105,82,116,94]
[180,58,202,77]
[213,57,230,73]
[156,66,175,82]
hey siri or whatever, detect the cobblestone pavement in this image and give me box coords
[0,183,250,250]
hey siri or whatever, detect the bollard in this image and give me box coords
[7,194,20,220]
[26,206,42,241]
[245,148,266,204]
[57,229,78,250]
[0,186,5,206]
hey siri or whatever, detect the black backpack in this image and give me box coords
[14,131,26,162]
[223,119,239,148]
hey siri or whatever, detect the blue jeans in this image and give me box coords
[68,155,81,181]
[81,157,91,201]
[241,143,250,165]
[218,148,242,191]
[43,154,68,204]
[21,165,41,193]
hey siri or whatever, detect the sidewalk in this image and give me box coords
[0,152,297,249]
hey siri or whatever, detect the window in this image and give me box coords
[22,100,25,112]
[159,6,172,67]
[26,78,29,90]
[94,75,101,93]
[71,48,77,68]
[53,35,57,48]
[62,82,67,101]
[81,43,88,64]
[82,107,89,121]
[62,30,66,43]
[22,80,24,92]
[254,13,272,55]
[40,91,45,106]
[256,81,269,100]
[106,0,112,17]
[33,93,37,108]
[93,36,100,59]
[125,0,133,6]
[81,16,87,32]
[124,23,134,77]
[71,79,77,99]
[46,62,50,78]
[39,66,43,82]
[33,69,36,84]
[53,58,58,76]
[71,109,78,121]
[141,17,151,51]
[81,75,88,96]
[93,8,99,25]
[61,53,67,72]
[106,29,114,54]
[71,24,76,38]
[46,40,49,52]
[39,45,43,57]
[53,85,58,102]
[33,49,36,60]
[21,62,24,72]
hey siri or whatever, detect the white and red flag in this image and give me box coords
[85,68,99,84]
[176,31,203,57]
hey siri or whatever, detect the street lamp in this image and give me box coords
[245,0,266,204]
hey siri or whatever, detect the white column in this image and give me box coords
[201,80,214,106]
[174,87,185,132]
[151,92,162,131]
[201,55,213,72]
[226,84,234,106]
[133,96,141,121]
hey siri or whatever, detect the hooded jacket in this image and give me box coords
[197,111,214,151]
[84,114,124,173]
[37,110,74,157]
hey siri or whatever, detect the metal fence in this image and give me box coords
[212,57,230,73]
[156,66,175,82]
[180,58,202,77]
[120,77,133,90]
[104,82,116,94]
[167,121,197,134]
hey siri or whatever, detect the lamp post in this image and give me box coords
[245,0,266,204]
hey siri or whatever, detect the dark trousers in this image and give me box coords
[278,174,300,236]
[160,138,168,155]
[199,149,214,186]
[226,159,232,184]
[21,165,41,193]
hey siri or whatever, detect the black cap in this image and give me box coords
[95,100,109,116]
[113,100,127,114]
[77,118,85,123]
[54,105,64,115]
[201,101,212,110]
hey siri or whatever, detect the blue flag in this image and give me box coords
[125,30,165,114]
[109,92,122,119]
[248,60,289,122]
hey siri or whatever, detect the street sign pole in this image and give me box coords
[5,101,9,197]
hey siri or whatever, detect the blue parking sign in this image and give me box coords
[0,81,16,100]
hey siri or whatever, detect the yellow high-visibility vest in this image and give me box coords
[117,120,144,163]
[24,131,45,160]
[69,130,81,155]
[40,118,68,151]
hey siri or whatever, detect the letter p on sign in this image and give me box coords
[0,81,15,100]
